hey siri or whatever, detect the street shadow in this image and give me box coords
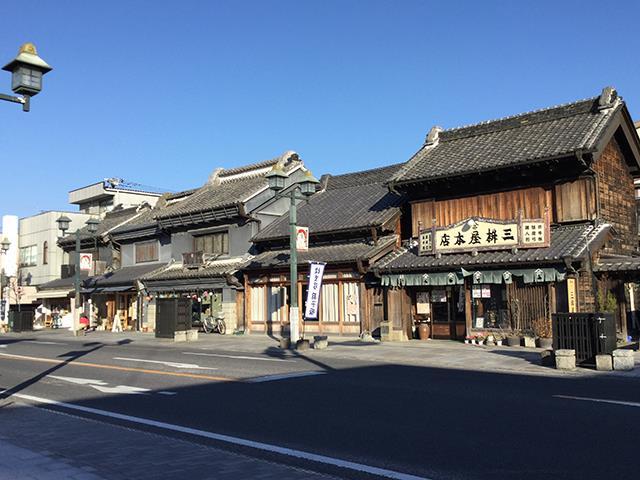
[0,342,106,401]
[3,359,640,480]
[0,337,35,346]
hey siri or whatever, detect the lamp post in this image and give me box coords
[1,43,52,112]
[56,216,101,335]
[0,237,10,325]
[266,167,319,345]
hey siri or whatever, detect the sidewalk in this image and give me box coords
[2,329,639,379]
[0,401,337,480]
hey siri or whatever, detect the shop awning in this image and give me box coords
[82,285,134,294]
[37,288,73,299]
[381,267,565,287]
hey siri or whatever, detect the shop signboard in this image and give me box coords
[418,210,549,256]
[416,291,430,314]
[304,261,326,319]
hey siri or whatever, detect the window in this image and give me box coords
[19,245,38,267]
[194,232,229,255]
[43,241,48,265]
[135,241,159,263]
[342,282,360,323]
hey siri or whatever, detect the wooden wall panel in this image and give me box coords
[554,178,596,222]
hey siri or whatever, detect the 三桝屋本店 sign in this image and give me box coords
[419,213,549,256]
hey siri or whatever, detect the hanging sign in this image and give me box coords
[304,261,326,319]
[79,253,93,271]
[296,226,309,252]
[567,277,577,313]
[418,210,549,256]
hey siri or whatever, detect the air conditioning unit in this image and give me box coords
[60,264,75,279]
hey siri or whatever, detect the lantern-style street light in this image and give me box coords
[56,216,101,336]
[0,238,10,325]
[266,167,319,345]
[1,43,52,112]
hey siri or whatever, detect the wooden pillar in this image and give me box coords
[464,281,472,335]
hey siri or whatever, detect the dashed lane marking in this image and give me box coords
[113,357,219,370]
[246,371,326,383]
[0,352,234,382]
[185,352,295,363]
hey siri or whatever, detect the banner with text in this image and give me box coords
[304,262,326,319]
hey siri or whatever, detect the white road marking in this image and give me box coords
[48,375,108,386]
[0,345,6,348]
[24,341,67,345]
[185,352,294,363]
[10,392,429,480]
[113,357,218,371]
[91,385,151,395]
[247,371,326,383]
[48,375,150,395]
[554,394,640,408]
[158,391,178,396]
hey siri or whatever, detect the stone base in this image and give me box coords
[186,329,198,341]
[613,349,634,371]
[279,338,291,349]
[523,336,536,348]
[173,331,187,342]
[296,339,310,350]
[313,335,328,349]
[555,349,576,370]
[595,354,613,371]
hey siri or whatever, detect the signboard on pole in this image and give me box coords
[304,262,326,319]
[296,226,309,252]
[79,253,93,272]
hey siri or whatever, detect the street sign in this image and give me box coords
[79,253,93,271]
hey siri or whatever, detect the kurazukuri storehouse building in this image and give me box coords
[375,87,640,342]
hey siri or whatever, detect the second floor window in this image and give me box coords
[43,241,48,265]
[135,240,159,263]
[19,245,38,267]
[194,232,229,255]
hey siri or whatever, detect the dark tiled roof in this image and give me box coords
[253,165,404,242]
[593,256,640,273]
[155,153,301,225]
[245,235,397,269]
[374,223,610,272]
[391,92,623,185]
[86,263,166,287]
[58,207,142,246]
[109,208,160,239]
[141,258,246,281]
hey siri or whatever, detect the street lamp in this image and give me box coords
[0,238,10,325]
[56,215,101,335]
[266,167,319,345]
[1,43,52,112]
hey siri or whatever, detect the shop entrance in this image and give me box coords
[430,286,466,340]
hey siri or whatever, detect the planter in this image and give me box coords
[523,336,536,348]
[417,323,431,341]
[507,336,521,347]
[496,340,503,346]
[464,339,470,344]
[537,337,553,349]
[485,340,495,347]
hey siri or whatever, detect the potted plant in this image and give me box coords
[522,328,536,348]
[464,335,472,345]
[494,333,504,346]
[475,333,485,345]
[485,334,496,346]
[532,317,553,349]
[507,331,521,347]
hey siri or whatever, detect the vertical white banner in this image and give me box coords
[304,262,326,319]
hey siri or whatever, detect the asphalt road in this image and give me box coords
[0,335,639,480]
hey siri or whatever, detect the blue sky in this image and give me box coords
[1,0,639,218]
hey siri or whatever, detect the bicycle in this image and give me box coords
[202,314,226,334]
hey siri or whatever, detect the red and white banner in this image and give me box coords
[296,226,309,252]
[79,253,93,271]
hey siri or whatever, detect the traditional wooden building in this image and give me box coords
[243,164,404,337]
[375,87,640,342]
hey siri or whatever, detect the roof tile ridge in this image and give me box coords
[581,99,624,150]
[440,96,599,140]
